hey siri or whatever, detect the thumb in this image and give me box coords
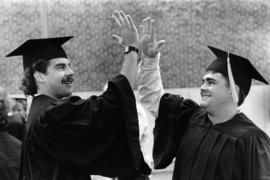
[157,40,166,49]
[112,34,123,45]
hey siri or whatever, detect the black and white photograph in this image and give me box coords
[0,0,269,179]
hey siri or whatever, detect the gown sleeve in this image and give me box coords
[153,93,200,169]
[28,75,151,177]
[244,130,270,180]
[137,53,164,118]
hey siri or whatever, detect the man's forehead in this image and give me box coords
[202,71,226,80]
[203,71,224,79]
[49,57,70,65]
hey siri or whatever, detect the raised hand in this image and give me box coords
[140,17,165,58]
[112,10,139,49]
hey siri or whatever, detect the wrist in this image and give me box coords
[145,50,159,58]
[124,46,139,55]
[129,43,139,49]
[141,53,161,70]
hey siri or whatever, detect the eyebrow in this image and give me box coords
[54,62,70,67]
[202,77,217,82]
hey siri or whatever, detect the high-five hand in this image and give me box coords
[112,10,139,49]
[140,17,165,58]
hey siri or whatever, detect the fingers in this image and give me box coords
[112,10,139,47]
[142,17,150,35]
[147,18,151,35]
[127,14,135,30]
[119,10,130,27]
[150,19,155,40]
[113,10,130,27]
[142,17,157,39]
[112,34,123,46]
[112,14,121,27]
[113,11,124,26]
[139,25,143,35]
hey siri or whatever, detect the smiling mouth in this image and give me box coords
[201,94,211,98]
[62,77,73,85]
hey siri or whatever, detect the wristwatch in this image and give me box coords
[124,46,139,54]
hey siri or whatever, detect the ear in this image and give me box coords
[229,84,240,102]
[234,85,240,96]
[33,71,46,84]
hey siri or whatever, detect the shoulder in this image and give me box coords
[45,96,83,110]
[217,113,269,140]
[159,93,200,115]
[43,95,88,119]
[237,113,268,140]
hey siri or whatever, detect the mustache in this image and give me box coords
[200,90,210,96]
[62,75,74,83]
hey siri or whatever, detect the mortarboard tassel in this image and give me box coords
[227,52,239,104]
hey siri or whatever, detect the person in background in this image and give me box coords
[0,86,25,141]
[6,10,151,180]
[0,86,21,180]
[12,101,27,120]
[137,17,270,180]
[8,101,26,141]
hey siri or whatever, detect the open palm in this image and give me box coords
[140,17,165,58]
[112,10,139,48]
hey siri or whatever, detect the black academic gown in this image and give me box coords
[19,75,151,180]
[0,129,21,180]
[153,93,270,180]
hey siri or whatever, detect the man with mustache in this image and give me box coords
[137,17,270,179]
[6,11,151,180]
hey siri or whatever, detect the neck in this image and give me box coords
[37,89,60,101]
[207,104,239,125]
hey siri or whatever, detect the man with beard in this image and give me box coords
[6,11,151,180]
[137,17,270,179]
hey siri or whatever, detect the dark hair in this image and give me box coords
[0,86,13,129]
[0,113,8,129]
[219,73,245,106]
[208,70,245,106]
[20,59,50,96]
[237,90,245,106]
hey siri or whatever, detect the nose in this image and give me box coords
[200,82,207,91]
[67,66,74,76]
[200,82,205,90]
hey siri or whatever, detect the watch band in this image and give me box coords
[124,46,139,54]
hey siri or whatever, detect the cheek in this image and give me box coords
[48,73,63,83]
[210,86,228,97]
[46,78,61,89]
[216,88,231,100]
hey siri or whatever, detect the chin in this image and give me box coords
[60,91,72,99]
[199,100,208,108]
[65,91,72,97]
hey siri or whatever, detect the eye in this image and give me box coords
[201,79,205,86]
[208,81,215,85]
[56,64,65,70]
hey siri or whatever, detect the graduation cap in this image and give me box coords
[206,45,268,105]
[6,36,73,70]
